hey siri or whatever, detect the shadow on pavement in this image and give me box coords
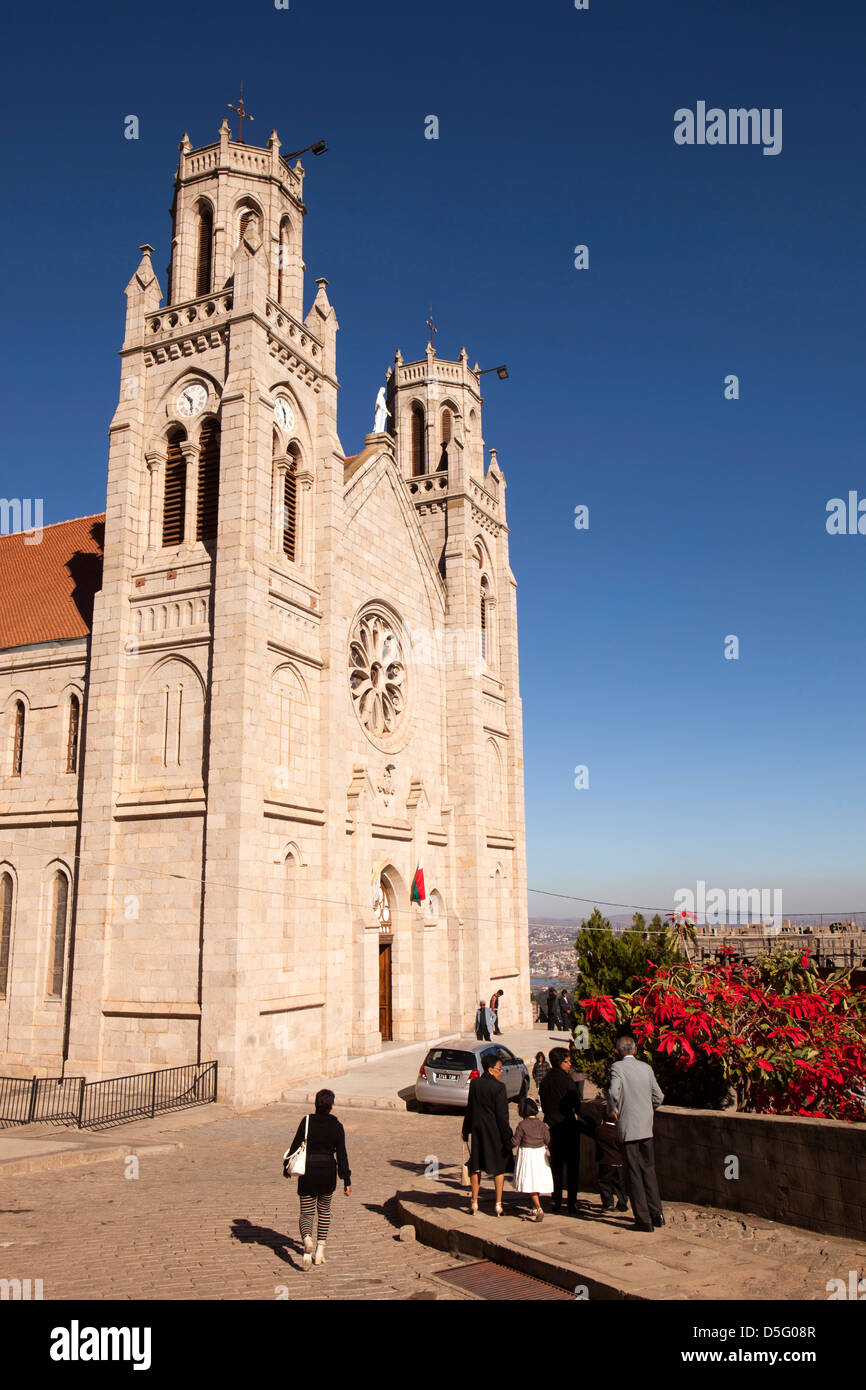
[229,1216,300,1267]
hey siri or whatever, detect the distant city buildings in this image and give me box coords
[529,917,866,986]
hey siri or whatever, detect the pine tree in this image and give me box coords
[574,907,680,1000]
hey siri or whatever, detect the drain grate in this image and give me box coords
[434,1259,573,1300]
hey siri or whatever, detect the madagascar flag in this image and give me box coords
[410,861,426,904]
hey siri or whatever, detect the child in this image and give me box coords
[595,1108,629,1212]
[511,1095,553,1220]
[531,1051,550,1094]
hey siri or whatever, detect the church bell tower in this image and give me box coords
[65,118,342,1103]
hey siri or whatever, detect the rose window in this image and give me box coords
[349,610,407,741]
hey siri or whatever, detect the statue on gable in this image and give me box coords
[374,386,391,433]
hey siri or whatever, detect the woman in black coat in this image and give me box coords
[462,1053,513,1216]
[287,1088,351,1270]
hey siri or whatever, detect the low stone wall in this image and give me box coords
[650,1106,866,1241]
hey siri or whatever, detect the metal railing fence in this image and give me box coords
[0,1061,216,1130]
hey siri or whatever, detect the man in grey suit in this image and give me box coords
[607,1036,665,1232]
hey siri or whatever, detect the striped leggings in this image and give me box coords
[299,1193,332,1243]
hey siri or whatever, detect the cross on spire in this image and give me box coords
[426,307,437,348]
[228,83,255,143]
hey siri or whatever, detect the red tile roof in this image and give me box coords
[0,514,104,650]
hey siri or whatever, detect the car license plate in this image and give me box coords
[435,1072,460,1082]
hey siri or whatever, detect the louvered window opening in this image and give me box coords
[66,696,80,774]
[411,407,425,476]
[196,204,213,296]
[196,422,220,544]
[50,872,69,999]
[0,872,12,998]
[282,467,297,561]
[441,408,452,444]
[12,702,24,776]
[277,220,289,303]
[162,439,187,547]
[481,592,488,661]
[239,207,257,242]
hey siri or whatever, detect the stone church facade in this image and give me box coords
[0,122,530,1106]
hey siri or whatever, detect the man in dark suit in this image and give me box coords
[539,1046,590,1214]
[462,1052,513,1214]
[546,987,561,1032]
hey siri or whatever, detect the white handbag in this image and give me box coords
[283,1115,309,1177]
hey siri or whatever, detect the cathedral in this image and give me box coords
[0,120,530,1106]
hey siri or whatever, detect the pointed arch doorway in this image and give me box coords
[374,876,394,1041]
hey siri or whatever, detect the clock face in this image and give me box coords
[274,397,295,432]
[177,383,207,418]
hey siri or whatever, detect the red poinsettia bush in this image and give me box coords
[577,952,866,1120]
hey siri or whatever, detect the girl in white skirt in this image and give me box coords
[511,1095,553,1221]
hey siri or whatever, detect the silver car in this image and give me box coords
[415,1041,530,1111]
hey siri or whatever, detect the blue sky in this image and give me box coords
[2,0,864,917]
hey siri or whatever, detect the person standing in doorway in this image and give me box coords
[462,1053,513,1216]
[489,990,504,1035]
[287,1088,351,1270]
[607,1036,665,1232]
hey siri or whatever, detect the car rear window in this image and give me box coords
[425,1049,476,1070]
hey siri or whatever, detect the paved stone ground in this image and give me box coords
[0,1104,478,1302]
[2,1098,862,1302]
[400,1187,866,1301]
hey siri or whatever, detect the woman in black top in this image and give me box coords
[288,1089,351,1270]
[462,1054,513,1215]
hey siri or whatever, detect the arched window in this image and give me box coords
[195,200,213,297]
[196,419,220,545]
[284,849,298,958]
[438,407,453,471]
[66,695,80,774]
[162,429,187,547]
[135,657,206,784]
[480,578,489,662]
[374,877,393,934]
[275,665,309,792]
[237,200,262,245]
[283,469,297,560]
[48,870,69,999]
[487,739,505,819]
[276,216,291,304]
[0,871,13,999]
[11,701,24,776]
[277,436,299,562]
[411,404,425,476]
